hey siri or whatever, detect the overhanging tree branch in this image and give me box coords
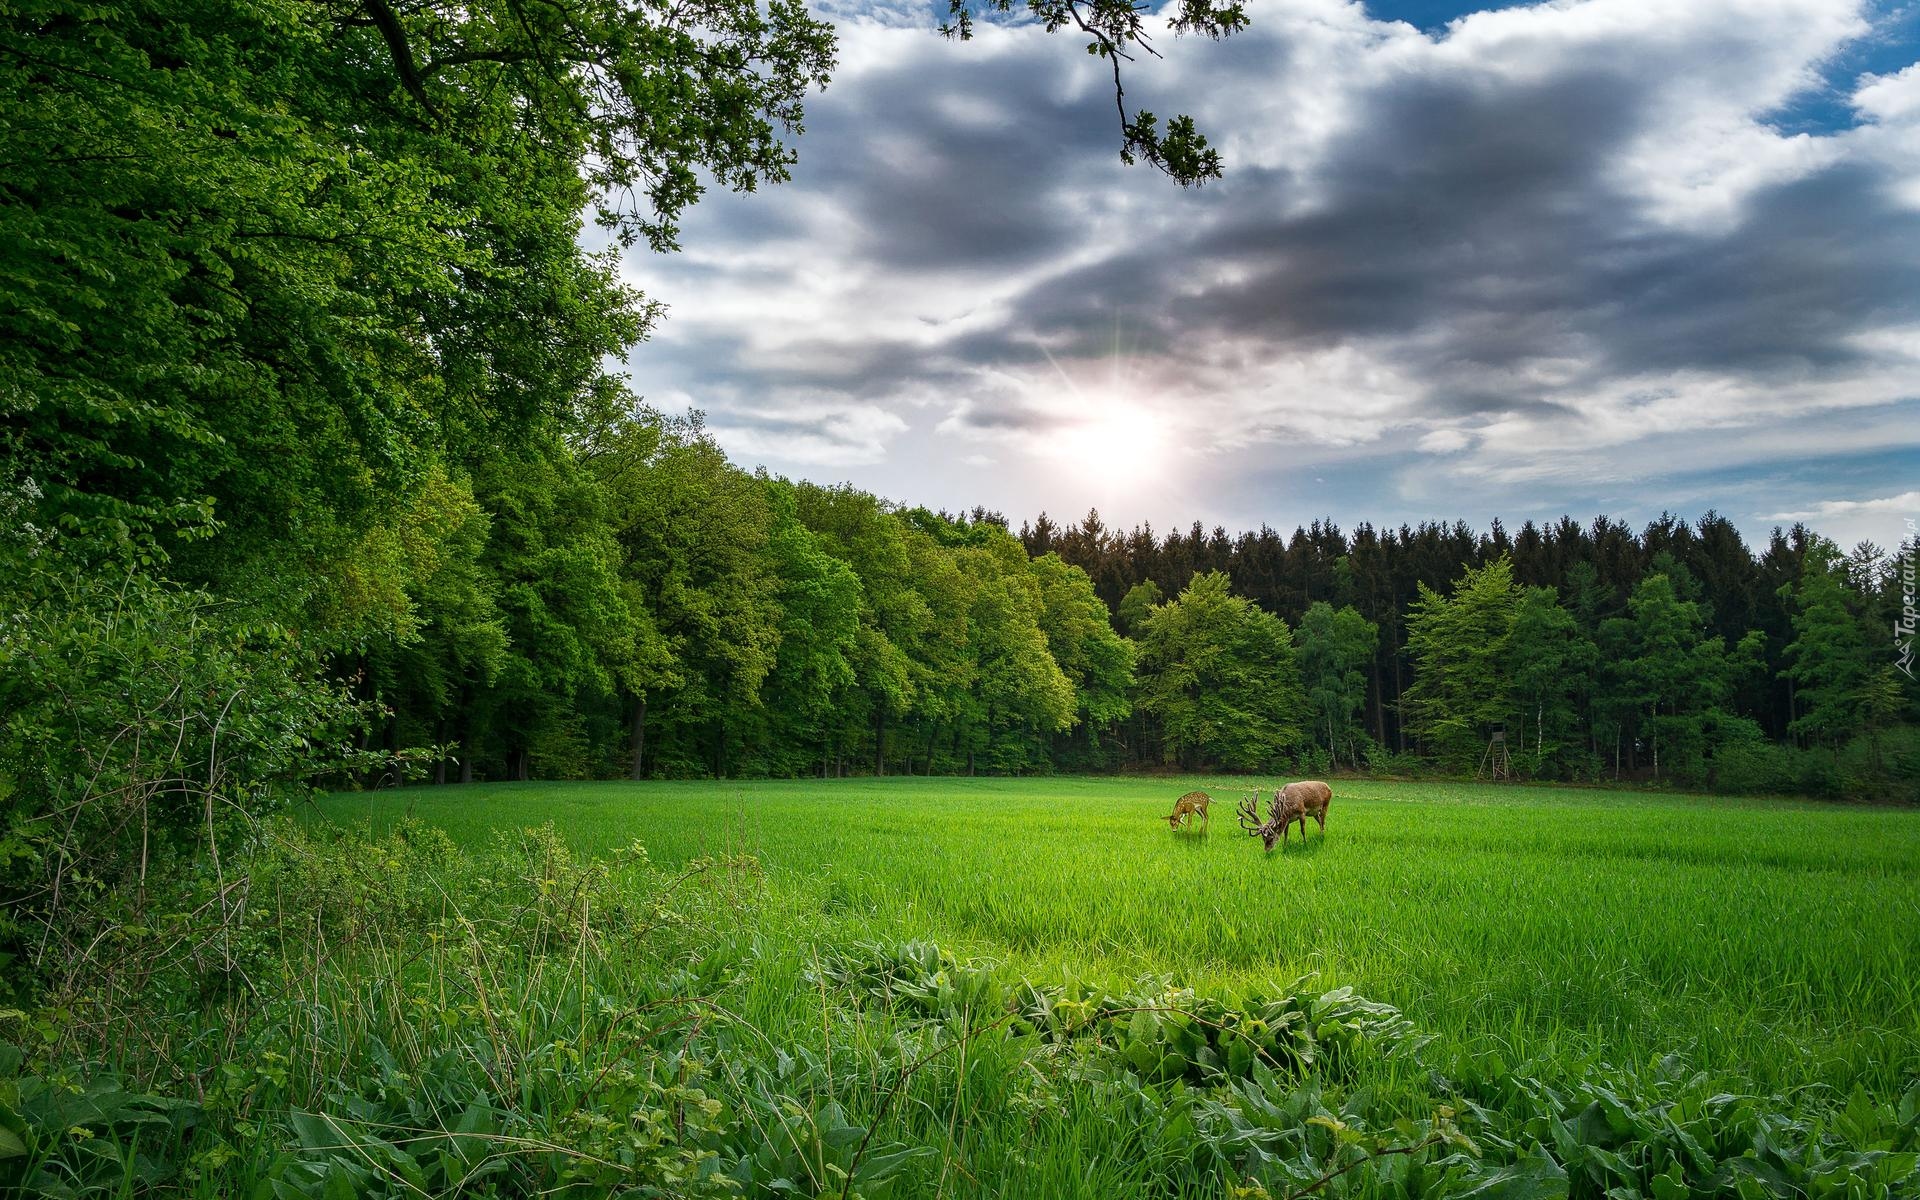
[361,0,439,116]
[941,0,1247,185]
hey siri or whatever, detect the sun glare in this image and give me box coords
[1052,403,1168,483]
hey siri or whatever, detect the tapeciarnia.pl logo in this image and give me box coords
[1898,518,1917,680]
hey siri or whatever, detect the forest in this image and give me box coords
[15,362,1918,806]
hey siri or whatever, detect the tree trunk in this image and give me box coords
[874,709,885,776]
[352,654,374,788]
[1370,658,1386,748]
[628,697,647,780]
[513,746,530,782]
[457,689,476,783]
[1390,630,1406,753]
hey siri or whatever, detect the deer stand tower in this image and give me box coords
[1478,728,1511,781]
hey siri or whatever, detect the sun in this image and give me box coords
[1018,328,1175,486]
[1052,402,1169,483]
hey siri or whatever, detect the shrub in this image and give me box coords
[0,563,379,1003]
[1840,725,1920,803]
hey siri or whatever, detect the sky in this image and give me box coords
[613,0,1920,555]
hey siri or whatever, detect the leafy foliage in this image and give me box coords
[1135,571,1306,770]
[1782,544,1876,749]
[0,564,383,1001]
[1296,602,1379,770]
[1402,559,1523,771]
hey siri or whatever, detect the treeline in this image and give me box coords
[242,386,1920,793]
[347,409,1132,782]
[17,383,1916,800]
[250,409,1920,795]
[1022,509,1918,794]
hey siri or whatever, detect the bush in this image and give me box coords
[1711,740,1795,795]
[1840,725,1920,802]
[0,563,379,1003]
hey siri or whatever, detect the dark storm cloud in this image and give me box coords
[672,34,1120,294]
[1599,164,1920,373]
[987,56,1920,415]
[803,83,1113,271]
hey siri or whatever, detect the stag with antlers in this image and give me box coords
[1237,781,1333,851]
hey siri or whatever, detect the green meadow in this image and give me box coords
[12,777,1920,1197]
[321,777,1920,1100]
[129,775,1897,1199]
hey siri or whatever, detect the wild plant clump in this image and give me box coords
[0,567,391,1017]
[1,821,786,1198]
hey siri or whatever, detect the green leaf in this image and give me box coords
[1457,1144,1570,1199]
[1648,1166,1689,1200]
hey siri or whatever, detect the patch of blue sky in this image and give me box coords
[1359,1,1530,31]
[1362,0,1917,135]
[1767,4,1918,134]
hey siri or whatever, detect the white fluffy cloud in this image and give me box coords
[1768,490,1920,520]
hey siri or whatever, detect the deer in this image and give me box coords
[1237,781,1332,851]
[1166,790,1212,830]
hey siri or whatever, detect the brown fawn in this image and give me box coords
[1166,790,1212,830]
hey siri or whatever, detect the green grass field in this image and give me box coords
[30,775,1910,1198]
[320,777,1920,1102]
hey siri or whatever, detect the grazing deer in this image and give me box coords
[1237,788,1304,851]
[1166,790,1212,830]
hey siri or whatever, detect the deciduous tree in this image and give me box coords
[1135,571,1304,770]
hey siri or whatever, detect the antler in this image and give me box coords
[1236,792,1263,834]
